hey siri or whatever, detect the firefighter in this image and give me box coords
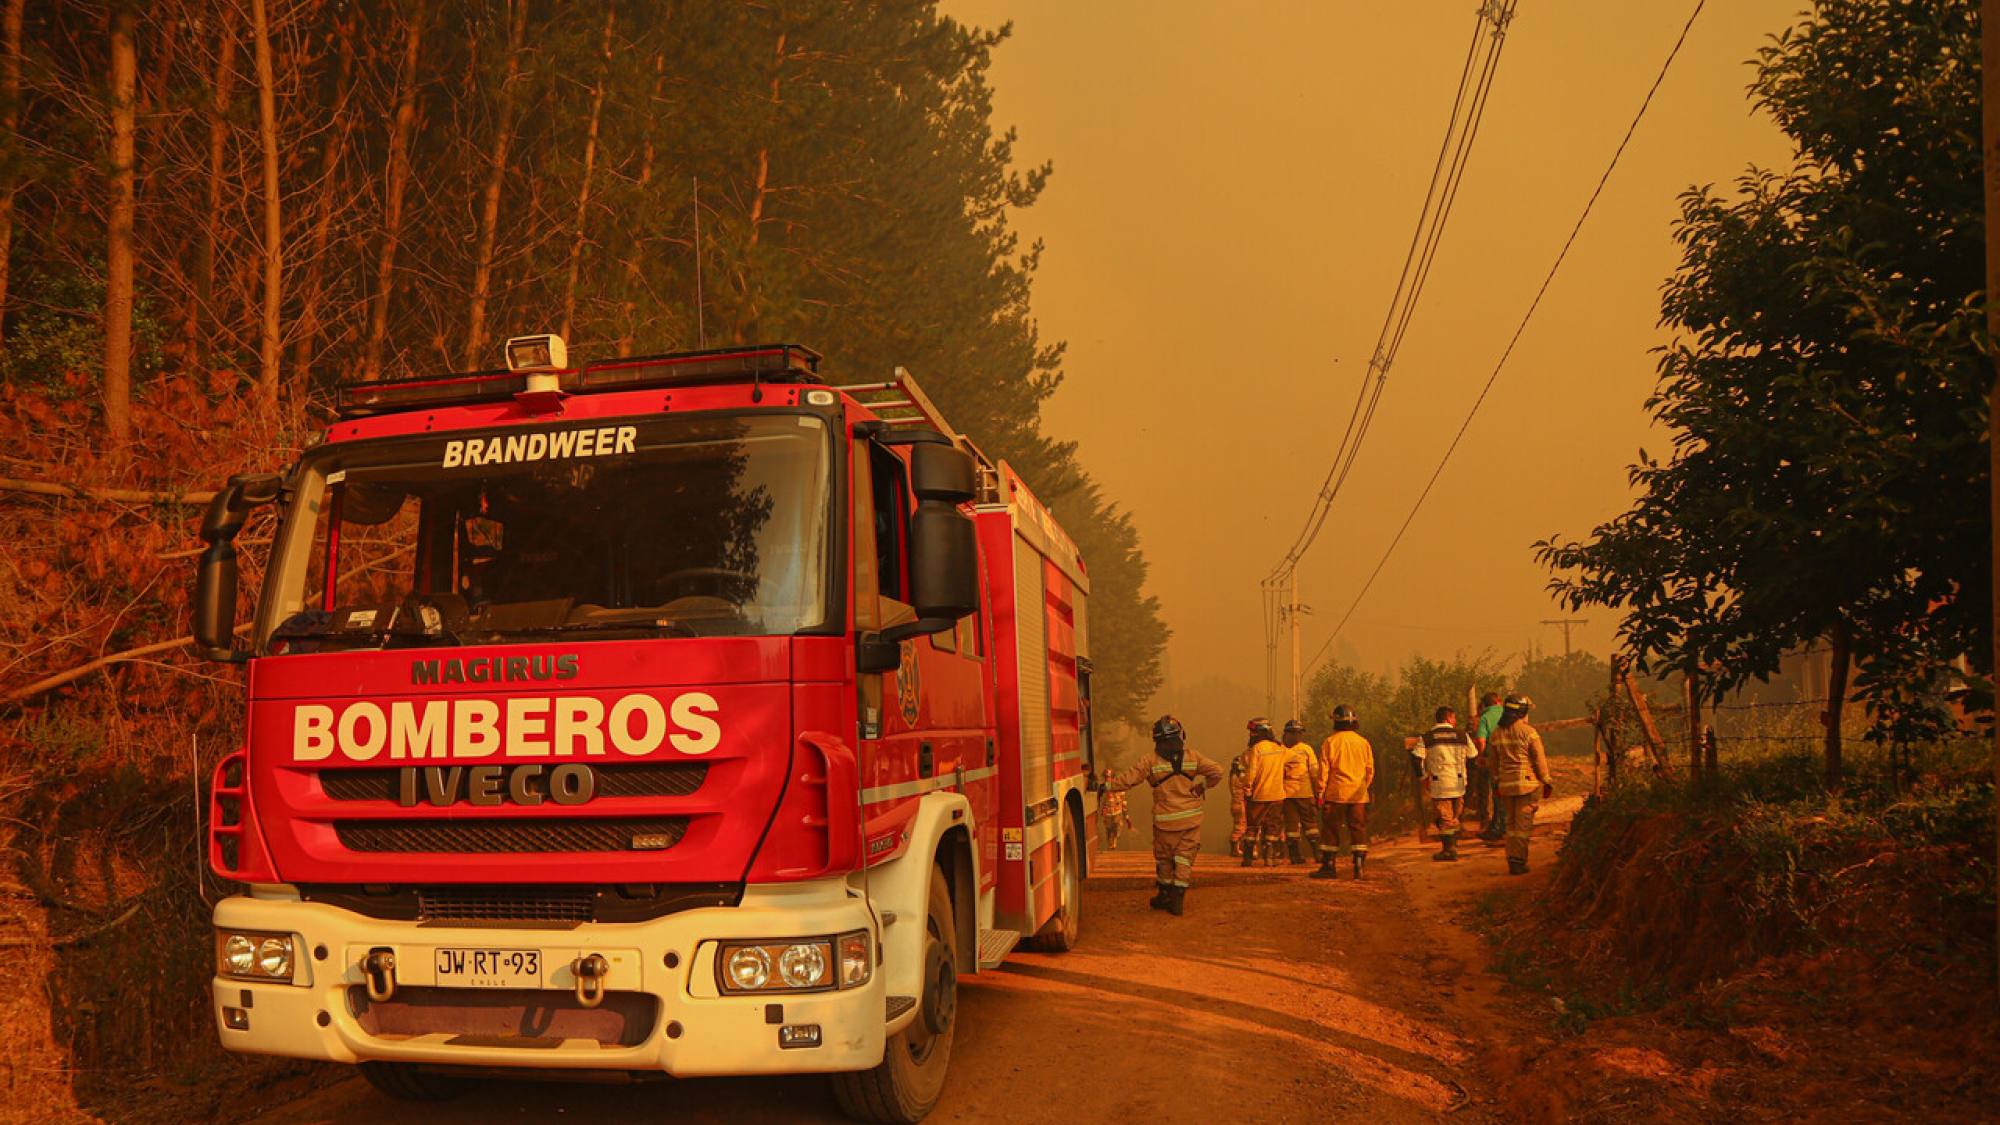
[1471,690,1506,841]
[1099,767,1131,850]
[1313,705,1376,880]
[1101,715,1225,915]
[1240,717,1290,867]
[1411,705,1477,862]
[1487,693,1554,874]
[1280,719,1320,864]
[1228,749,1250,857]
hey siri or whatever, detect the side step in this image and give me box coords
[886,995,917,1021]
[976,928,1021,969]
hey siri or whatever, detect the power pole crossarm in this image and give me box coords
[1539,617,1588,658]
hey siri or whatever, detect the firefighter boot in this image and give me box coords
[1352,853,1366,880]
[1240,836,1258,867]
[1287,837,1305,865]
[1507,857,1529,876]
[1166,886,1186,917]
[1149,884,1170,910]
[1433,834,1458,862]
[1309,855,1340,879]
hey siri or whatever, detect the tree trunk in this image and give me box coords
[0,0,24,340]
[289,12,358,376]
[559,5,615,341]
[1981,0,2000,1002]
[362,0,427,382]
[619,51,665,357]
[249,0,282,408]
[1603,656,1623,784]
[104,5,139,450]
[194,2,240,368]
[1684,664,1702,781]
[461,0,531,369]
[731,30,786,345]
[1824,623,1852,786]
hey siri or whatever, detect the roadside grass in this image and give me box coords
[1465,738,1993,1037]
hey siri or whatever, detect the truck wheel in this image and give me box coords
[1024,809,1082,953]
[359,1062,467,1102]
[831,866,956,1123]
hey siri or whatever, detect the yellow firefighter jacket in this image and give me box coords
[1488,719,1553,797]
[1282,741,1317,799]
[1245,739,1291,802]
[1317,730,1375,804]
[1105,749,1226,827]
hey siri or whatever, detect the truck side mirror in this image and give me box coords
[909,442,976,505]
[194,473,282,663]
[857,444,980,672]
[909,497,977,622]
[909,445,979,624]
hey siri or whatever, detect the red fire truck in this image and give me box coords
[192,339,1099,1122]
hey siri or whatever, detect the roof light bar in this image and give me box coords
[335,343,824,418]
[337,369,581,418]
[579,343,823,391]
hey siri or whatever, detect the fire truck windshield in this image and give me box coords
[258,412,833,651]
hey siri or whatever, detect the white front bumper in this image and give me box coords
[209,881,885,1076]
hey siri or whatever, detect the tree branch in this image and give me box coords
[0,477,216,505]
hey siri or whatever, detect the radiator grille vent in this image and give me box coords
[334,817,687,854]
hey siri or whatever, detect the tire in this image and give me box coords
[359,1062,468,1102]
[831,867,958,1123]
[1024,808,1082,953]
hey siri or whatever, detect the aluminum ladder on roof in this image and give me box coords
[840,366,1002,506]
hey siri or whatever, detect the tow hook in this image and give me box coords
[362,948,397,1002]
[573,953,609,1008]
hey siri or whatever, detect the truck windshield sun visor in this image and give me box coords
[260,413,834,653]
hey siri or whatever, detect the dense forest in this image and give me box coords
[0,2,1167,1116]
[0,0,1166,724]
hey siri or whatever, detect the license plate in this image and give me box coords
[433,947,542,989]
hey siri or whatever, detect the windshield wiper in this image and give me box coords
[491,619,699,639]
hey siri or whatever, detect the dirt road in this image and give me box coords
[250,805,1581,1125]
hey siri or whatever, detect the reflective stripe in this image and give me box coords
[860,764,999,804]
[1155,809,1202,823]
[1172,856,1193,866]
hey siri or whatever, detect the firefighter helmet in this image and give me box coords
[1246,717,1274,741]
[1503,692,1534,719]
[1282,719,1306,735]
[1331,705,1360,731]
[1152,715,1186,744]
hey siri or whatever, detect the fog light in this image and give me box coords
[837,931,872,989]
[727,946,771,991]
[222,1006,250,1030]
[778,1023,821,1049]
[778,943,827,989]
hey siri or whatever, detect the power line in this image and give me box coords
[1265,0,1518,587]
[1301,0,1709,682]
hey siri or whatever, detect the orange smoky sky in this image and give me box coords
[941,0,1798,709]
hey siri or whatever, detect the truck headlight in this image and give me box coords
[223,934,256,976]
[717,932,872,994]
[216,929,298,984]
[778,943,827,989]
[726,946,772,991]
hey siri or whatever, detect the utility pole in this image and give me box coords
[1540,617,1588,659]
[1981,0,1999,998]
[1286,571,1310,720]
